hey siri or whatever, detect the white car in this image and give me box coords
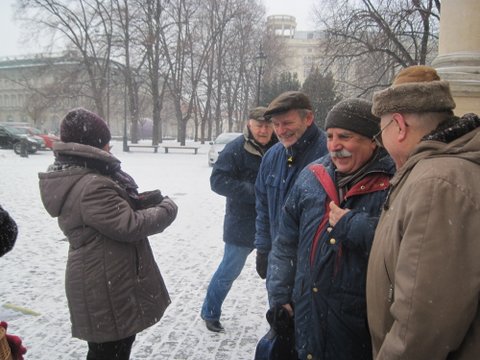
[208,132,242,166]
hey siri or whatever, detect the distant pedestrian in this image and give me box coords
[267,99,395,360]
[201,107,277,333]
[19,138,28,158]
[38,108,178,360]
[367,65,480,359]
[254,91,328,279]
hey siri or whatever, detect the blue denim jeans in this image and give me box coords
[201,243,253,321]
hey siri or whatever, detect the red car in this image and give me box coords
[14,126,59,150]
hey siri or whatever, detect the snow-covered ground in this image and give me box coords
[0,141,269,360]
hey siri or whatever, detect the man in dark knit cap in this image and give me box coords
[367,65,480,360]
[267,98,395,360]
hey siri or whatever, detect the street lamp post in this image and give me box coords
[255,46,267,106]
[122,71,129,152]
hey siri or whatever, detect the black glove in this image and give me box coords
[135,190,164,210]
[264,306,297,359]
[266,305,294,335]
[256,251,268,279]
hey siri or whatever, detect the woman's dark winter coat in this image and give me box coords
[38,142,176,343]
[210,129,276,248]
[268,149,395,360]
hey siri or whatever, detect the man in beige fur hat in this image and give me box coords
[367,65,480,359]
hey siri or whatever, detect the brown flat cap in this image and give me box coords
[248,106,268,121]
[264,91,312,118]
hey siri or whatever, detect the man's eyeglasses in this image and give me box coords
[372,119,394,147]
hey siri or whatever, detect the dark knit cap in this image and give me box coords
[248,106,269,122]
[264,91,312,119]
[372,65,456,117]
[60,108,111,149]
[325,98,380,138]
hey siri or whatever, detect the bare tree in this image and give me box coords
[17,0,115,118]
[7,53,96,128]
[222,0,266,134]
[133,0,170,145]
[198,0,263,139]
[315,0,440,97]
[159,0,241,145]
[15,0,270,143]
[112,0,144,143]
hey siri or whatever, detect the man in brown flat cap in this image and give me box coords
[254,91,328,279]
[367,65,480,359]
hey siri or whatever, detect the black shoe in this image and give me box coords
[205,319,224,332]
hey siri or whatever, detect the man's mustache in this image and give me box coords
[330,149,352,158]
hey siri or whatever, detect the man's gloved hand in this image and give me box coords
[266,305,294,335]
[256,251,268,279]
[0,321,27,360]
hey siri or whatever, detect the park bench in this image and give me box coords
[126,144,159,153]
[161,145,199,154]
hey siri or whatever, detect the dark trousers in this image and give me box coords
[87,335,136,360]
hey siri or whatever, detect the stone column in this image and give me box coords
[432,0,480,116]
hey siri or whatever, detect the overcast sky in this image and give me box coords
[0,0,315,58]
[263,0,316,30]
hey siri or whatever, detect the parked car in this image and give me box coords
[207,132,242,166]
[13,126,59,150]
[0,124,43,154]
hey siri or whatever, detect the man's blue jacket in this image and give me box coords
[254,124,327,254]
[267,149,395,360]
[211,130,276,248]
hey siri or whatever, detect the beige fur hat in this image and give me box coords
[372,65,456,117]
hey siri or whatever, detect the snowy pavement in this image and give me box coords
[0,141,269,359]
